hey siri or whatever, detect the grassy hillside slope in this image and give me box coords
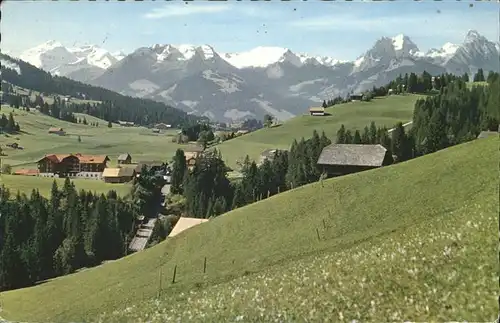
[0,106,182,168]
[1,137,496,322]
[216,94,422,169]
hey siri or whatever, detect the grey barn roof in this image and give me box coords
[477,131,498,139]
[117,153,131,161]
[317,144,388,167]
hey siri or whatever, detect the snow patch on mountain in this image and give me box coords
[0,58,21,75]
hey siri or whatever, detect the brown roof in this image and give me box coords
[103,167,136,178]
[309,107,325,112]
[317,144,388,167]
[102,168,121,178]
[75,154,109,164]
[38,154,77,163]
[14,169,40,176]
[48,127,64,132]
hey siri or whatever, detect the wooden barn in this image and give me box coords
[48,127,66,135]
[309,107,325,116]
[117,153,132,165]
[102,167,136,183]
[317,144,393,178]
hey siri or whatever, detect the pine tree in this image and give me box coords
[336,124,346,144]
[171,149,187,195]
[353,130,362,144]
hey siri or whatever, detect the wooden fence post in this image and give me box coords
[323,219,327,230]
[172,265,177,284]
[158,261,163,298]
[316,228,321,241]
[203,257,207,274]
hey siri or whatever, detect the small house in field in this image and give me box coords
[48,127,66,136]
[102,167,136,183]
[317,144,393,178]
[152,128,160,134]
[117,153,132,165]
[155,123,171,130]
[309,107,325,116]
[259,148,286,165]
[350,94,363,101]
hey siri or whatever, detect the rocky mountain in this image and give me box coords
[18,30,499,122]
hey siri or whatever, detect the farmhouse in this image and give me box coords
[152,128,160,134]
[117,153,132,164]
[259,148,286,165]
[309,107,325,116]
[317,144,393,178]
[37,153,109,179]
[118,121,135,127]
[102,167,136,183]
[350,94,363,101]
[48,127,66,135]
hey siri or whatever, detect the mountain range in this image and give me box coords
[15,30,500,122]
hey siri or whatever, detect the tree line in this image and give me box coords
[0,180,138,292]
[0,53,199,127]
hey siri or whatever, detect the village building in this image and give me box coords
[134,161,165,175]
[184,145,204,170]
[37,153,109,179]
[117,153,132,164]
[317,144,393,178]
[259,148,286,165]
[309,107,325,116]
[102,167,136,183]
[118,121,135,127]
[48,127,66,136]
[152,128,160,134]
[155,123,171,130]
[350,94,364,101]
[477,131,498,139]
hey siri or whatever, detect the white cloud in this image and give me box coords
[143,4,229,19]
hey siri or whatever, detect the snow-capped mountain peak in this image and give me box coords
[221,46,292,69]
[426,42,460,59]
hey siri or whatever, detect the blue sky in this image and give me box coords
[2,0,498,60]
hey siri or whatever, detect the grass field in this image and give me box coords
[215,94,422,169]
[0,174,132,198]
[0,106,184,169]
[1,137,495,322]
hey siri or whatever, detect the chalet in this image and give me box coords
[118,121,135,127]
[48,127,66,136]
[117,153,132,164]
[309,107,325,116]
[155,123,172,130]
[350,94,363,101]
[477,131,498,139]
[37,153,109,179]
[37,154,80,178]
[236,130,250,136]
[317,144,393,178]
[152,128,160,134]
[75,153,109,173]
[259,148,286,165]
[102,167,136,184]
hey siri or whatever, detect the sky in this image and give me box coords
[2,0,499,61]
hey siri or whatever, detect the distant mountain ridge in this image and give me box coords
[16,30,500,122]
